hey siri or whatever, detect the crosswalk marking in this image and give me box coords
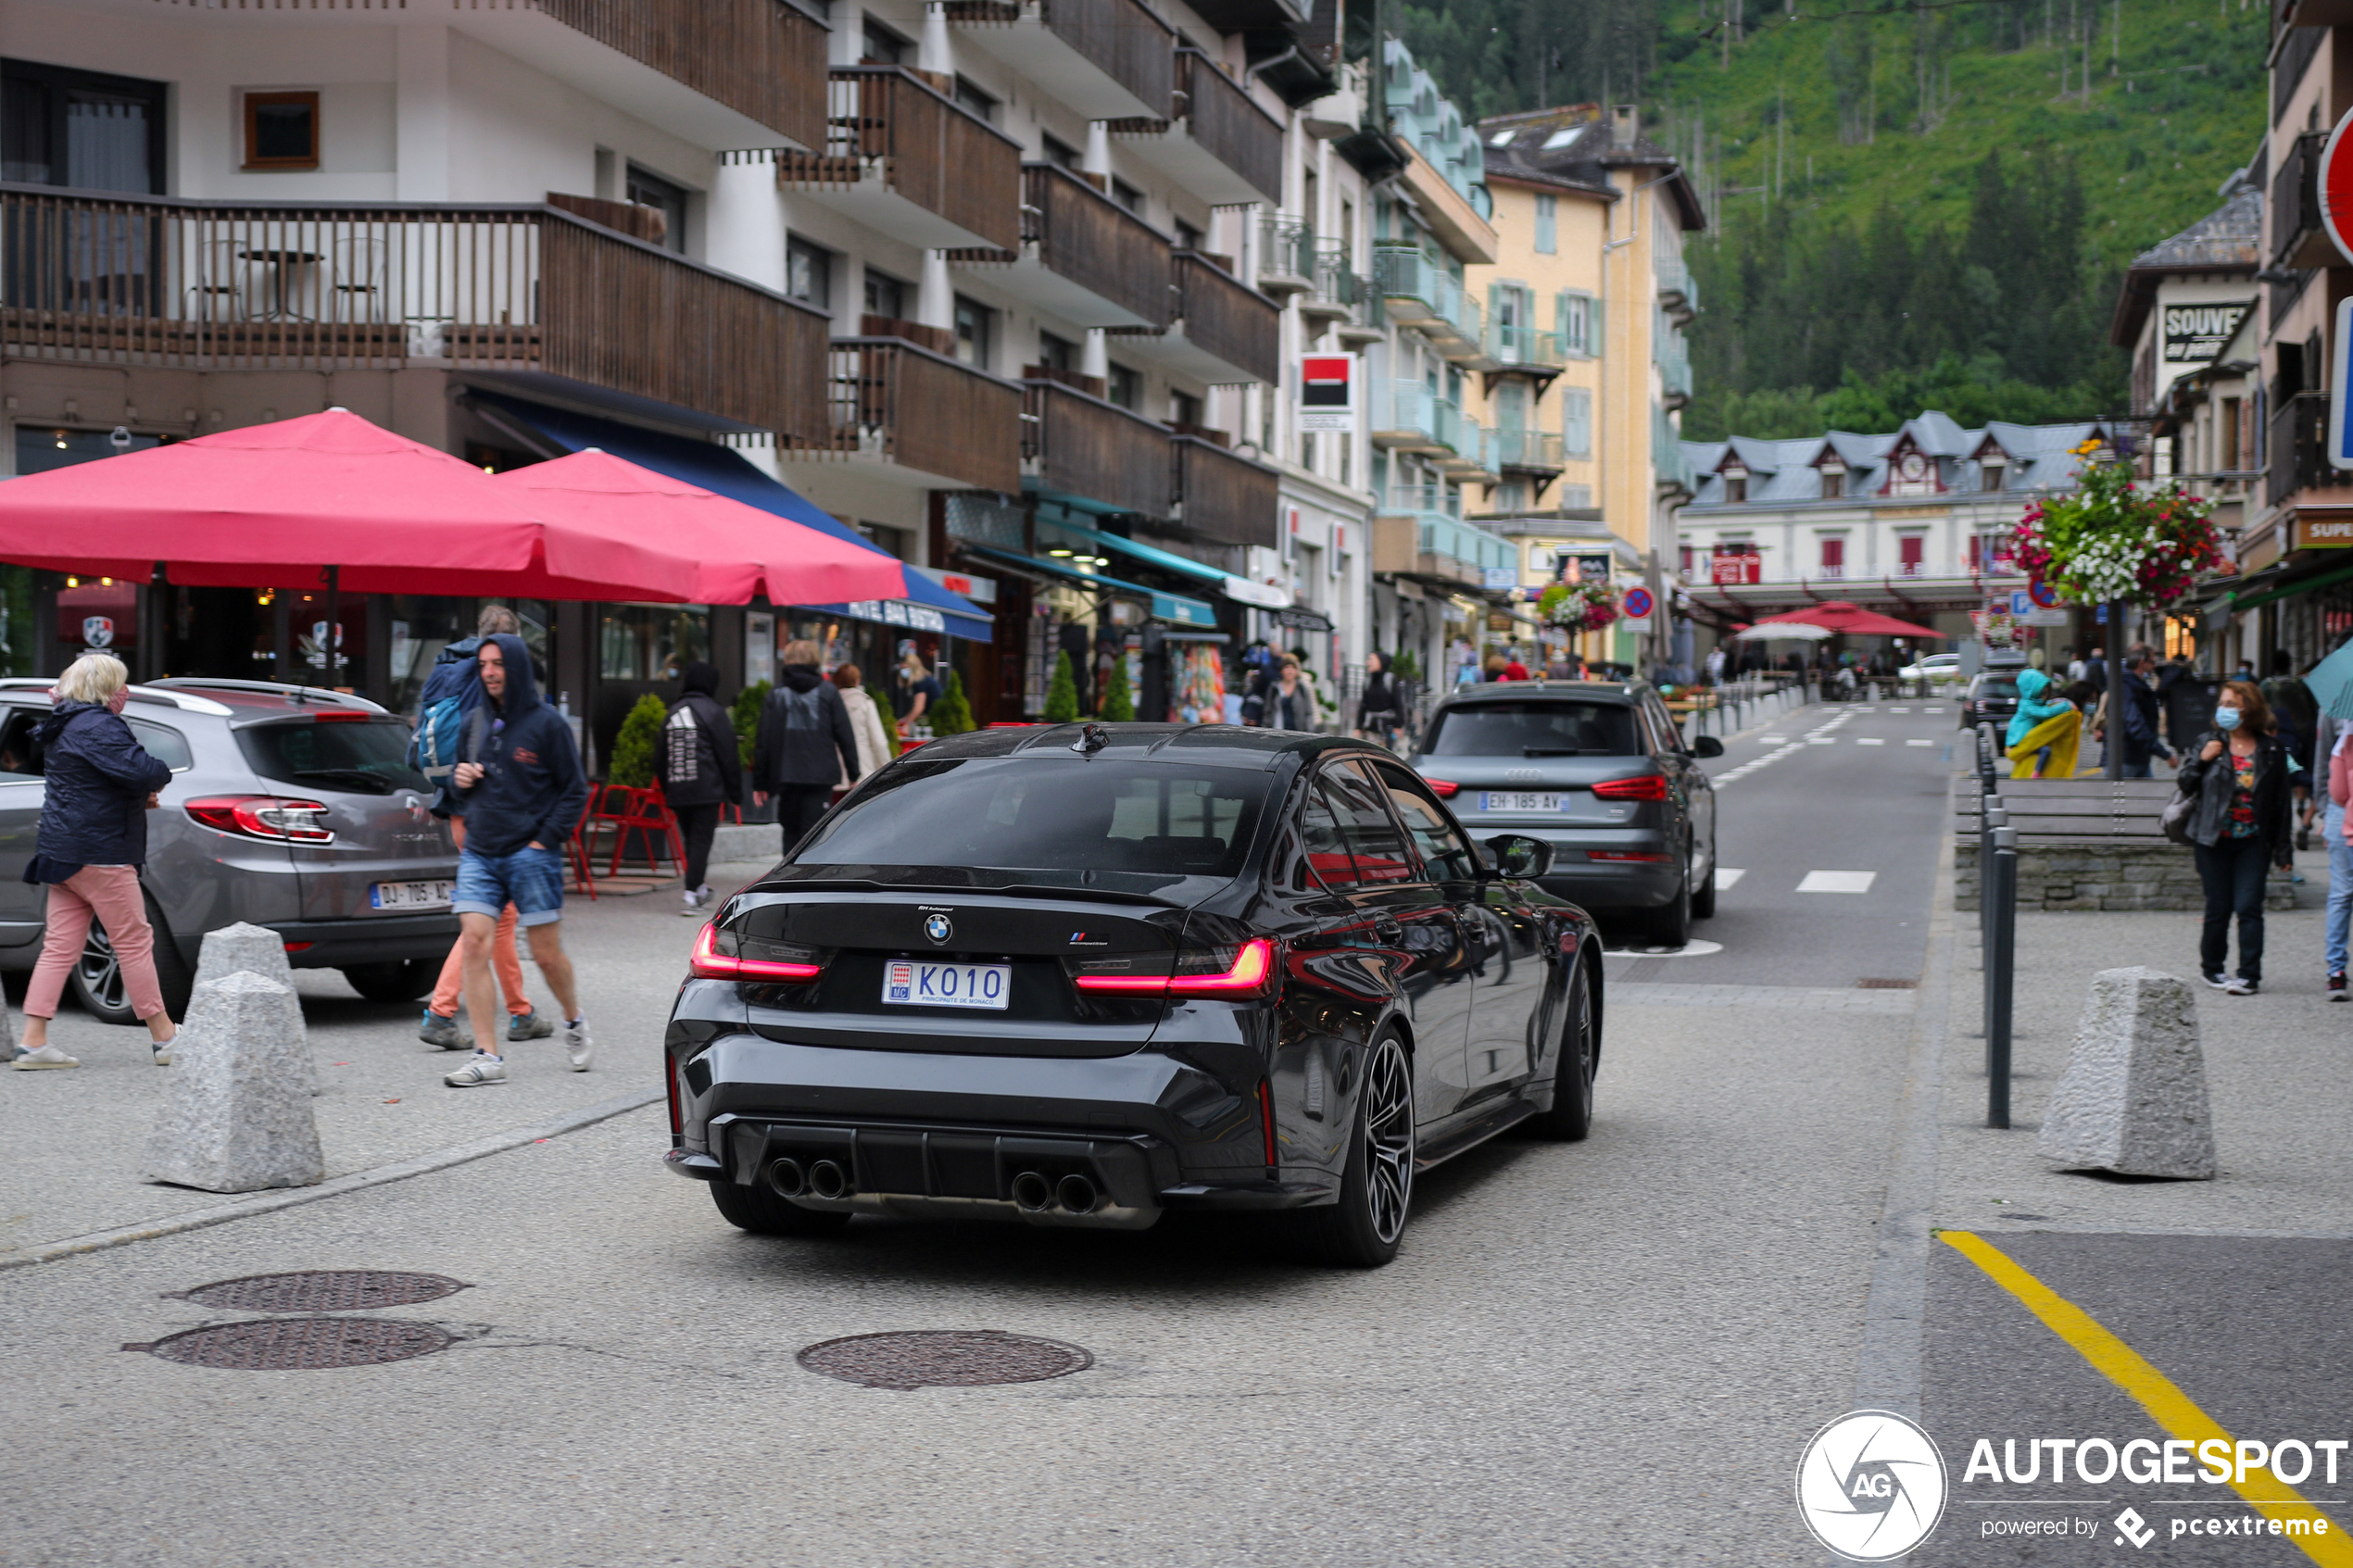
[1856,737,1885,746]
[1906,738,1935,746]
[1714,867,1746,890]
[1796,870,1877,895]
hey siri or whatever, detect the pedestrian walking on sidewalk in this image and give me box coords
[2177,681,2297,997]
[10,654,178,1070]
[1354,651,1403,749]
[2322,709,2353,1000]
[2114,647,2177,780]
[416,606,547,1052]
[444,634,591,1085]
[831,664,894,784]
[753,640,859,847]
[658,660,741,916]
[2004,667,2082,779]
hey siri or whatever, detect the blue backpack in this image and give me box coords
[410,642,485,783]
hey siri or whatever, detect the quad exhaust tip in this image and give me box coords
[807,1160,850,1199]
[767,1158,807,1198]
[1010,1171,1054,1212]
[1055,1174,1100,1214]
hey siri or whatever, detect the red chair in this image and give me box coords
[600,778,686,878]
[566,792,600,901]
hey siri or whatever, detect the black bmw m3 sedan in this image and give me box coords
[662,722,1604,1266]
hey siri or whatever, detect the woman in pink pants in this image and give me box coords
[10,654,179,1069]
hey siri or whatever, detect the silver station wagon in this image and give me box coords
[0,678,459,1022]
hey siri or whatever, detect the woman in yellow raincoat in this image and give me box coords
[2004,666,2082,778]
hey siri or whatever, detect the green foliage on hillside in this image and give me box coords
[1386,0,2271,439]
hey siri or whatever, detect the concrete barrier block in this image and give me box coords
[141,971,324,1193]
[2036,967,2216,1179]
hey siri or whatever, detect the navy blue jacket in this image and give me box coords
[451,633,588,859]
[29,700,173,883]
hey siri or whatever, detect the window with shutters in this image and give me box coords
[1557,292,1590,357]
[1535,194,1557,254]
[1559,386,1592,458]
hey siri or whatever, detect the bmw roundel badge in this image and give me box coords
[925,914,952,945]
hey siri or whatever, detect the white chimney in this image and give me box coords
[1611,104,1638,147]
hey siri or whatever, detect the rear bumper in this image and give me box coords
[1536,860,1682,909]
[672,1028,1335,1224]
[267,912,460,968]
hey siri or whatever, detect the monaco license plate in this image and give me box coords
[1480,792,1563,813]
[370,879,454,911]
[883,960,1011,1010]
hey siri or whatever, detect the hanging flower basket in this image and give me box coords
[2010,442,2227,612]
[1539,580,1619,633]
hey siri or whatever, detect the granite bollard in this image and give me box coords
[2036,966,2217,1179]
[195,922,296,992]
[141,971,324,1192]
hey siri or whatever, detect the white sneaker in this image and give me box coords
[444,1051,506,1087]
[11,1045,79,1070]
[152,1035,175,1066]
[562,1018,592,1073]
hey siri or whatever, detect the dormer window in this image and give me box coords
[1980,456,2007,493]
[1723,467,1749,504]
[1820,463,1846,499]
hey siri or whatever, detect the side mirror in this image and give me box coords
[1483,833,1554,881]
[1692,734,1725,759]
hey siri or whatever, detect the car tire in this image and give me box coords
[1690,852,1718,920]
[1294,1033,1415,1268]
[1526,963,1595,1142]
[69,892,195,1026]
[341,960,439,1003]
[709,1179,855,1238]
[1644,863,1693,947]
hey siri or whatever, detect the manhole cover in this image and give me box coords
[166,1270,468,1313]
[1856,978,1919,990]
[126,1318,452,1371]
[797,1330,1092,1391]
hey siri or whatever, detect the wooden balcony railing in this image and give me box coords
[812,336,1024,492]
[1176,49,1282,205]
[1171,250,1277,384]
[0,185,828,441]
[776,68,1023,251]
[1172,433,1277,548]
[1023,379,1173,520]
[536,0,828,150]
[1013,163,1175,327]
[946,0,1176,119]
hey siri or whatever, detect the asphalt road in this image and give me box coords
[2,697,2340,1566]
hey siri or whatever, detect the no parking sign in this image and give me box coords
[1621,585,1655,623]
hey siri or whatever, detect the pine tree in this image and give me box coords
[1097,649,1135,721]
[608,693,669,789]
[1042,650,1080,723]
[933,670,976,735]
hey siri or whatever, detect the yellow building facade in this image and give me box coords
[1466,107,1704,668]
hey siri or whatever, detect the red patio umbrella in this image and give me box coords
[488,448,906,607]
[0,408,702,600]
[1750,601,1948,639]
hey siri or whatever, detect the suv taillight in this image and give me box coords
[1424,778,1460,797]
[1073,938,1277,998]
[1591,774,1670,802]
[184,796,334,843]
[688,920,822,982]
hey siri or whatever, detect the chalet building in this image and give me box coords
[1677,413,2108,646]
[0,0,1361,751]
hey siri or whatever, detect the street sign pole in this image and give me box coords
[2105,598,2125,780]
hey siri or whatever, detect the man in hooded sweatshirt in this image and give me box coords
[444,633,591,1086]
[753,639,859,845]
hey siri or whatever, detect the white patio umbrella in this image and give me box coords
[1730,621,1832,640]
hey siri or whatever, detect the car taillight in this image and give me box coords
[665,1048,684,1142]
[1073,938,1277,998]
[1591,774,1671,801]
[1587,849,1671,862]
[183,795,334,843]
[312,710,372,723]
[687,921,822,982]
[1424,778,1460,797]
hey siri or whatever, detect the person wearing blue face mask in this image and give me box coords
[2175,681,2298,995]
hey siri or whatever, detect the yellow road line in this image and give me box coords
[1941,1230,2351,1565]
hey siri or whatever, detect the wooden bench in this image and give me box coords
[1953,776,2294,912]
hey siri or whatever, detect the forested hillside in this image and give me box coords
[1385,0,2271,440]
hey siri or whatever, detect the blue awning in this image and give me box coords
[469,393,991,641]
[963,544,1221,629]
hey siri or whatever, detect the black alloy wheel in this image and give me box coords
[710,1178,855,1237]
[1644,854,1694,947]
[1298,1034,1416,1268]
[1527,964,1595,1142]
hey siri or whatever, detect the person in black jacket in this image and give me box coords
[753,640,858,846]
[444,633,591,1086]
[657,660,741,915]
[2175,680,2297,995]
[1354,650,1403,748]
[12,654,177,1070]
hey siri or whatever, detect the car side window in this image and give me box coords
[1362,758,1483,884]
[0,709,44,777]
[1642,694,1685,755]
[1290,777,1355,892]
[128,719,194,773]
[1315,763,1416,888]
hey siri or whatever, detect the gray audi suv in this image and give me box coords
[0,677,459,1022]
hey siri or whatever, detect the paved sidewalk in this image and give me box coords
[1942,841,2353,1238]
[0,859,773,1261]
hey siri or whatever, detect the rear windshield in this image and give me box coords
[1977,678,2020,699]
[237,719,428,797]
[1424,700,1642,758]
[799,758,1270,877]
